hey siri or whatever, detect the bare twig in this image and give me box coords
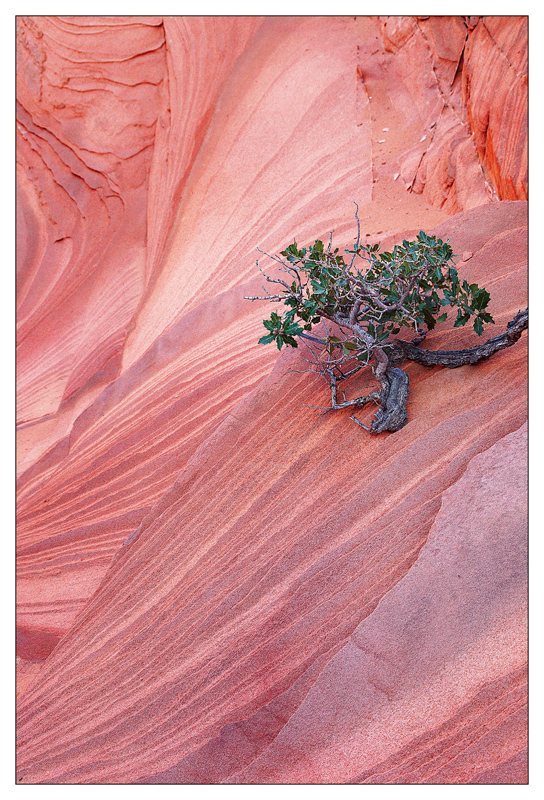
[255,259,292,291]
[349,201,362,269]
[243,294,285,301]
[350,415,371,431]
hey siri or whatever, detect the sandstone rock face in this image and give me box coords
[463,17,528,202]
[17,16,527,784]
[378,16,527,212]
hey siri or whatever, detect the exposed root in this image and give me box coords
[323,367,409,434]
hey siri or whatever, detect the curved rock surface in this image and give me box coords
[17,16,527,784]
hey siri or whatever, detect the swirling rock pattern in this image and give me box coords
[17,16,527,784]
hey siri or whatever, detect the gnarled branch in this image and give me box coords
[388,308,528,369]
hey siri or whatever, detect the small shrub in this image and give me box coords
[246,208,527,433]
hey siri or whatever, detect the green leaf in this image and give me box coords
[258,334,275,344]
[473,288,491,311]
[453,311,470,327]
[473,317,484,336]
[421,307,437,330]
[342,341,360,350]
[436,312,448,323]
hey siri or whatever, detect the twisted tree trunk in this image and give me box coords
[301,309,527,434]
[370,367,411,433]
[369,308,527,433]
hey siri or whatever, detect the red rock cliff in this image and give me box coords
[17,16,527,784]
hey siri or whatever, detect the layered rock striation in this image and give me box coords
[17,16,527,784]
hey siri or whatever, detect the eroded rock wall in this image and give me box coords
[377,15,527,211]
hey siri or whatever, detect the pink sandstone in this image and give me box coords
[17,16,527,784]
